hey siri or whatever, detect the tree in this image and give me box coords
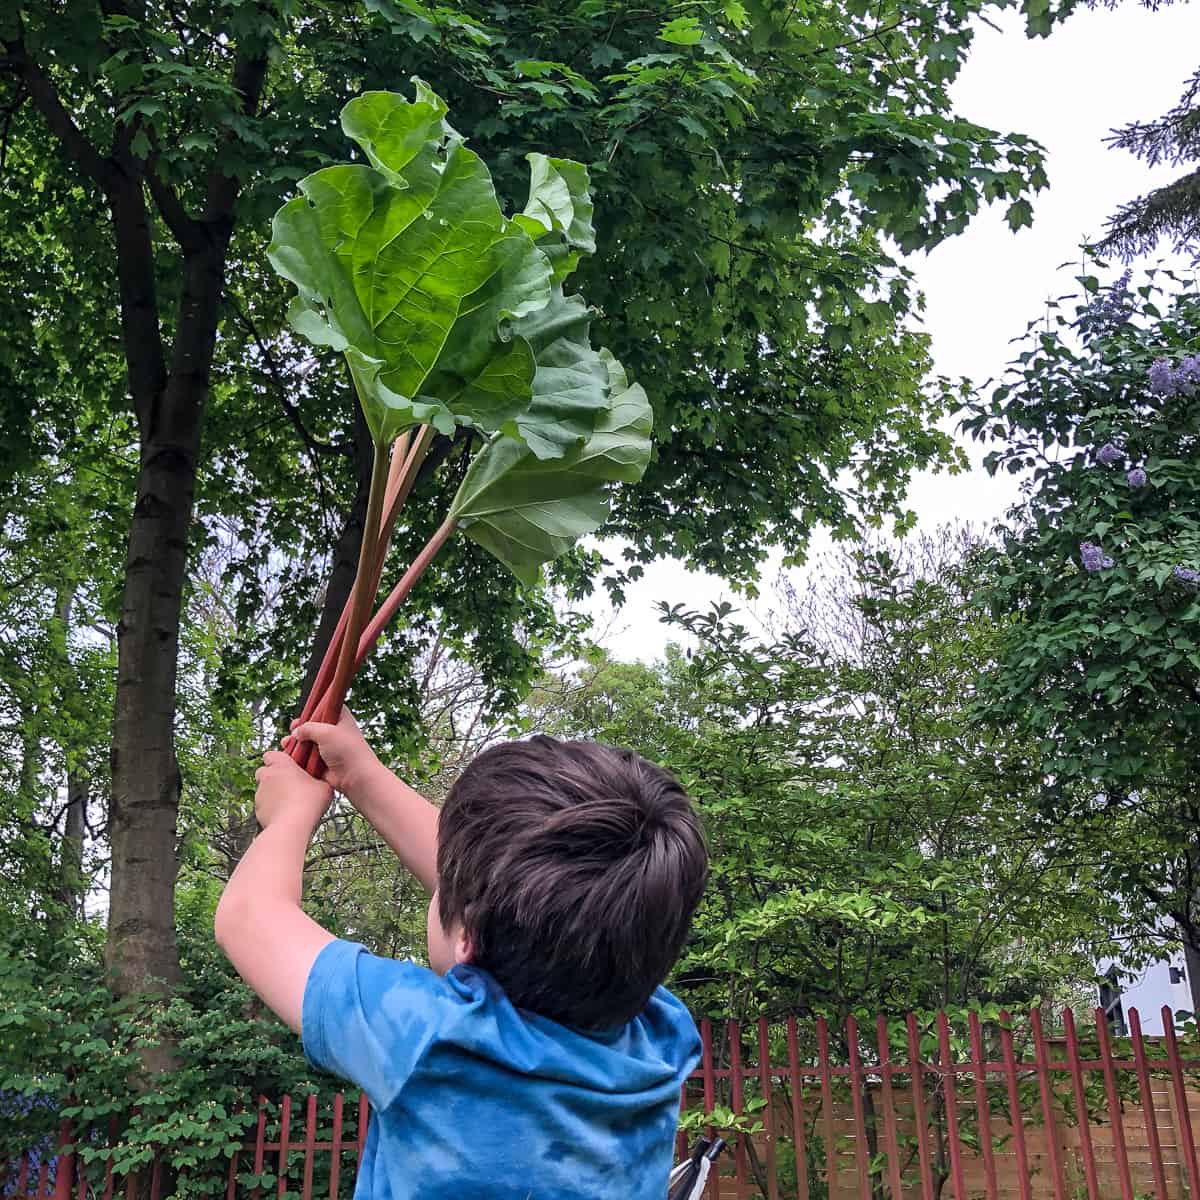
[529,534,1108,1199]
[541,531,1103,1024]
[963,268,1200,1011]
[0,0,1066,1012]
[1096,69,1200,259]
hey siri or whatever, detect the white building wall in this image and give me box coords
[1097,948,1193,1034]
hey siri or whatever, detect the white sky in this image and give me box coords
[589,1,1199,661]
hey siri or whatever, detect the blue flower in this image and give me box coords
[1173,565,1200,586]
[1126,467,1147,488]
[1149,358,1177,397]
[1080,542,1115,572]
[1096,442,1123,465]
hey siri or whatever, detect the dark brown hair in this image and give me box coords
[436,735,708,1028]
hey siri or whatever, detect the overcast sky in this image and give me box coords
[588,0,1199,661]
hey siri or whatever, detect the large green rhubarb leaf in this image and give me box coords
[268,81,554,444]
[514,153,596,285]
[449,350,653,584]
[501,154,608,458]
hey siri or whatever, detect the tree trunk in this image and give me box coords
[297,400,375,705]
[58,771,86,919]
[53,585,86,918]
[106,229,231,1016]
[1183,937,1200,1017]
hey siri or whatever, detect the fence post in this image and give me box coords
[936,1012,967,1200]
[787,1017,811,1200]
[999,1012,1033,1200]
[816,1017,839,1200]
[1062,1008,1101,1200]
[277,1095,292,1200]
[876,1016,906,1200]
[701,1020,719,1200]
[1094,1006,1135,1200]
[905,1013,936,1200]
[1162,1005,1200,1199]
[1128,1008,1169,1200]
[329,1094,344,1200]
[758,1017,780,1200]
[1030,1008,1069,1200]
[50,1122,73,1200]
[250,1097,267,1200]
[303,1094,317,1200]
[845,1017,872,1200]
[730,1020,748,1199]
[967,1012,999,1200]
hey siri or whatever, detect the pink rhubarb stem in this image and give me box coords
[352,515,459,673]
[292,437,388,774]
[287,430,432,760]
[299,515,459,775]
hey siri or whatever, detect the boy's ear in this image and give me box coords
[454,926,475,965]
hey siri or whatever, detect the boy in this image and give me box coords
[214,710,708,1199]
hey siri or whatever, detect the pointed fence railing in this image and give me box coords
[6,1005,1200,1200]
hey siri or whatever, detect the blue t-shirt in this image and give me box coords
[302,939,701,1200]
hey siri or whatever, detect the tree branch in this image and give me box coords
[146,165,205,253]
[0,21,113,190]
[226,296,349,462]
[202,30,271,227]
[0,83,27,173]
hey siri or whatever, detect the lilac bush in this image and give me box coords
[1096,443,1123,465]
[1127,467,1148,488]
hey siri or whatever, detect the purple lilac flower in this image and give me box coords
[1080,541,1115,572]
[1178,355,1200,394]
[1127,467,1147,488]
[1173,565,1200,586]
[1149,358,1177,397]
[1096,442,1123,465]
[1082,269,1133,330]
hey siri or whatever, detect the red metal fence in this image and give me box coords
[6,1005,1200,1200]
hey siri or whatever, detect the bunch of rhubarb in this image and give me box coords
[267,82,652,775]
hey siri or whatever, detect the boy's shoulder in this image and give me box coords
[303,939,699,1107]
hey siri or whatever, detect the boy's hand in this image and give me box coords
[255,750,333,831]
[290,708,383,799]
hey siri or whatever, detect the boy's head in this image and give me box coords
[431,735,707,1029]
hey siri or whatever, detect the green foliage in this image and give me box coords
[963,268,1200,986]
[268,83,562,448]
[3,0,1066,614]
[0,943,309,1195]
[271,80,651,590]
[538,532,1105,1022]
[0,0,1080,962]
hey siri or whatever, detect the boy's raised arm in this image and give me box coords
[214,753,335,1032]
[292,711,440,894]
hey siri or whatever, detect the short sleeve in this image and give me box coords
[645,986,702,1081]
[302,939,452,1110]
